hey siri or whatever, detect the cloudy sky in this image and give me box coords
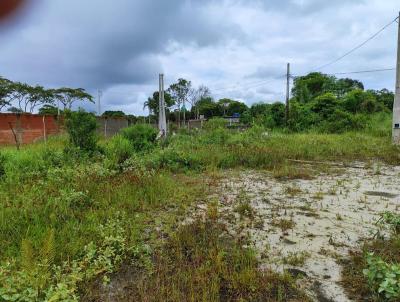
[0,0,399,115]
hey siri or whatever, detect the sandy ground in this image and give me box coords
[204,162,400,302]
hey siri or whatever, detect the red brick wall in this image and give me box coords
[0,113,62,145]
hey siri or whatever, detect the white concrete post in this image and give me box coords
[392,12,400,144]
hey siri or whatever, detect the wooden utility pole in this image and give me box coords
[285,63,290,125]
[393,12,400,144]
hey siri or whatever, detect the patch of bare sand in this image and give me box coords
[206,163,400,302]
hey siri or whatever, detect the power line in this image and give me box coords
[330,67,396,75]
[212,74,286,93]
[311,16,399,71]
[293,67,396,78]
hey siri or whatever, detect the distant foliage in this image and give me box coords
[203,117,228,131]
[65,109,98,152]
[121,124,158,153]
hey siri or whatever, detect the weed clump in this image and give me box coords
[121,124,158,153]
[342,212,400,301]
[131,209,309,302]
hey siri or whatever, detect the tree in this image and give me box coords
[217,98,232,116]
[369,89,394,111]
[189,85,211,119]
[168,78,192,126]
[144,91,175,117]
[39,104,59,115]
[26,86,54,113]
[335,78,364,97]
[194,97,219,118]
[102,110,126,118]
[52,88,93,110]
[7,82,31,112]
[292,73,336,103]
[65,109,98,152]
[342,90,378,114]
[267,102,286,128]
[7,106,23,113]
[5,82,54,113]
[226,100,248,116]
[309,93,340,118]
[0,77,12,111]
[250,103,270,117]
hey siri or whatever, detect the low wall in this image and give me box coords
[0,113,130,145]
[0,113,61,145]
[97,117,129,138]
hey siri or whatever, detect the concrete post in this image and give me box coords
[392,12,400,144]
[286,63,290,125]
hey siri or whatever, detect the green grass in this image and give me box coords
[127,209,310,302]
[0,121,399,300]
[342,235,400,301]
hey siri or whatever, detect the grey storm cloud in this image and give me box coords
[0,0,242,89]
[0,0,399,114]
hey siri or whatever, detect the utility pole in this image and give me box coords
[285,63,290,125]
[393,12,400,144]
[97,89,103,116]
[159,74,167,137]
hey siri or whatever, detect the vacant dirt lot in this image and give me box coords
[205,162,400,302]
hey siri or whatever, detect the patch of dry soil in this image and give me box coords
[205,163,400,302]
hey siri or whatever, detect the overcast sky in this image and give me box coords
[0,0,399,115]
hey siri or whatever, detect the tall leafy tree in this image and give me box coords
[52,87,93,110]
[189,85,211,119]
[7,82,31,112]
[144,91,175,116]
[26,86,54,113]
[168,78,192,126]
[0,77,12,111]
[194,97,219,118]
[292,73,336,103]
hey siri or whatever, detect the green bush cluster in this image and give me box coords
[241,73,394,134]
[120,124,158,153]
[65,109,98,153]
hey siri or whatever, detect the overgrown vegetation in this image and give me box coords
[0,101,400,300]
[342,212,400,301]
[129,207,310,302]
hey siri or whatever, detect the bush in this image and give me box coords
[203,117,227,131]
[363,253,400,300]
[65,109,98,152]
[106,135,133,166]
[321,110,365,133]
[121,124,158,153]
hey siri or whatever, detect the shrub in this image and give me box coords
[121,124,158,153]
[321,110,365,133]
[65,109,98,152]
[203,117,227,131]
[106,135,134,166]
[363,253,400,300]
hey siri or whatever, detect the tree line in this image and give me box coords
[1,73,394,134]
[0,76,93,114]
[138,73,394,133]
